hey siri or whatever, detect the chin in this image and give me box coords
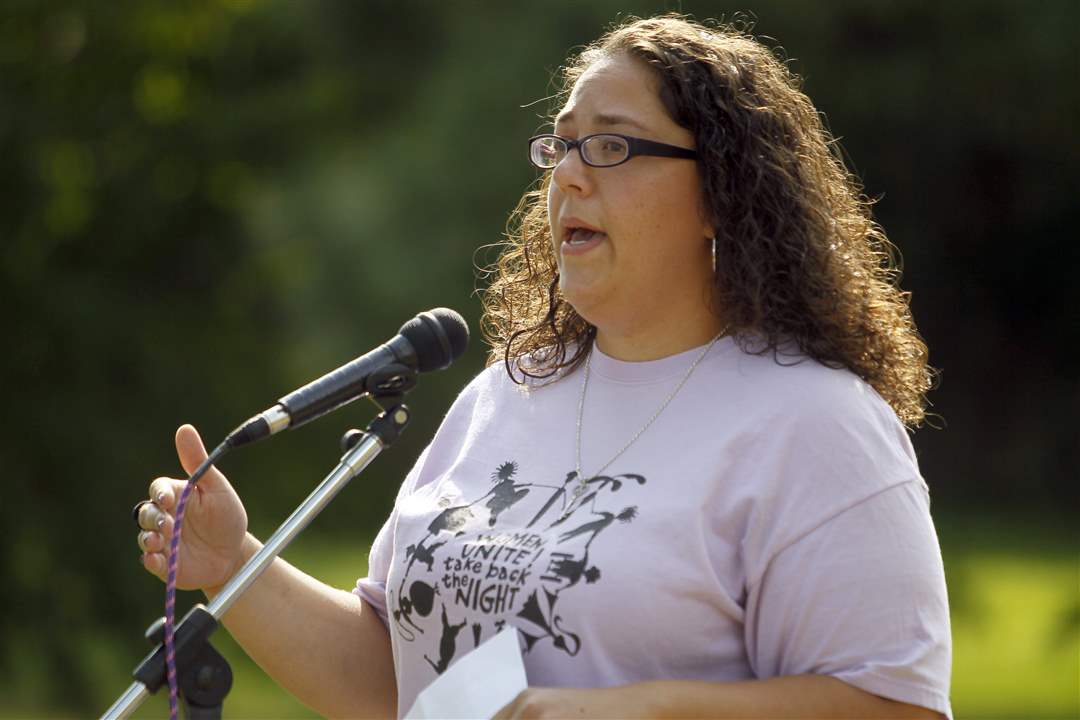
[559,285,594,316]
[559,287,611,329]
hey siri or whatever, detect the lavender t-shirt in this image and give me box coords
[355,339,952,718]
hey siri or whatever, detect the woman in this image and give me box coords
[135,15,950,719]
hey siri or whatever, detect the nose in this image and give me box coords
[550,143,593,197]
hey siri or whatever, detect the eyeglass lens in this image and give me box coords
[531,135,629,168]
[531,137,562,168]
[582,136,628,166]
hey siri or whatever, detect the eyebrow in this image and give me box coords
[554,111,649,132]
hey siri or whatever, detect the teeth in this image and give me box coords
[568,228,598,244]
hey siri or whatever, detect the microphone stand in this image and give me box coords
[102,394,412,720]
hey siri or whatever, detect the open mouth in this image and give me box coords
[565,228,606,246]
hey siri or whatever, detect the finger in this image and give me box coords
[137,502,175,537]
[148,477,184,511]
[492,692,524,720]
[137,505,164,533]
[156,511,175,540]
[141,551,167,580]
[138,530,165,553]
[175,424,225,486]
[131,500,152,528]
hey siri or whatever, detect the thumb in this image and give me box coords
[175,424,223,484]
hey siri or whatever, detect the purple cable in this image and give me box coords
[163,443,228,720]
[164,480,195,720]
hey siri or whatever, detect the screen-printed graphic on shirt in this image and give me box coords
[389,460,645,676]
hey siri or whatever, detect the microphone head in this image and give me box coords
[399,308,470,372]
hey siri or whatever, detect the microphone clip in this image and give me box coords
[342,402,412,453]
[348,365,415,451]
[364,362,418,398]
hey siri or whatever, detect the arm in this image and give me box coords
[205,534,396,719]
[496,676,945,719]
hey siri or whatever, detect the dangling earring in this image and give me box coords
[711,236,718,277]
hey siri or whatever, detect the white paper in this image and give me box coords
[404,626,528,719]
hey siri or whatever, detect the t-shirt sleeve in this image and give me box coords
[352,509,395,627]
[350,366,495,627]
[352,445,431,628]
[744,480,952,718]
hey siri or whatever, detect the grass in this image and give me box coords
[949,555,1077,718]
[939,513,1079,719]
[9,515,1079,718]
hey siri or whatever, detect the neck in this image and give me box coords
[593,313,726,361]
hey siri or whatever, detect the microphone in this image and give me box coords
[226,308,469,448]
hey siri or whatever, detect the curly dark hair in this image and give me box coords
[480,14,934,427]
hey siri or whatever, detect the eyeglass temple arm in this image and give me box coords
[626,136,698,159]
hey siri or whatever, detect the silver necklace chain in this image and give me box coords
[560,331,726,521]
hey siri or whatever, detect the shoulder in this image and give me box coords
[432,361,508,437]
[706,340,915,465]
[700,343,928,562]
[447,357,547,415]
[399,353,581,501]
[411,359,548,484]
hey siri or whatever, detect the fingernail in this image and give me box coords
[156,516,166,529]
[156,491,167,504]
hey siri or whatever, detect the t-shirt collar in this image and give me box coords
[589,337,730,384]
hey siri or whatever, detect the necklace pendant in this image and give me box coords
[558,476,590,522]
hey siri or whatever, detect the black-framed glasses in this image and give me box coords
[528,133,698,169]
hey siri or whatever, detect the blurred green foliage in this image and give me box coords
[1,0,1076,715]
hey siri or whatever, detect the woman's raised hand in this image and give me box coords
[136,424,249,593]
